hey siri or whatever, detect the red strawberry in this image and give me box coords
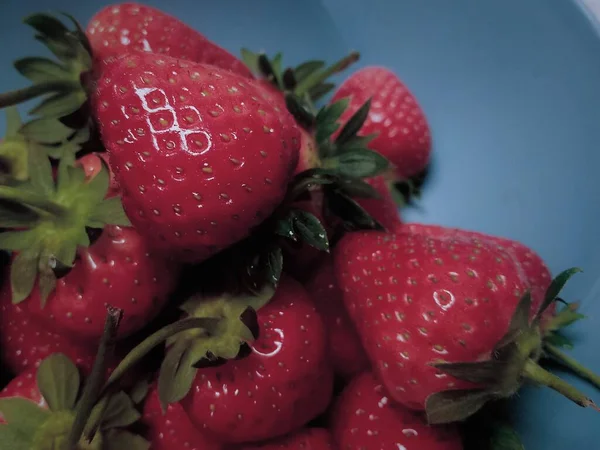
[179,276,333,443]
[239,428,335,449]
[0,367,44,411]
[331,67,431,179]
[333,228,527,410]
[77,152,120,198]
[357,176,401,230]
[87,2,253,78]
[404,223,552,312]
[306,256,369,379]
[94,52,300,262]
[143,384,223,450]
[331,372,463,450]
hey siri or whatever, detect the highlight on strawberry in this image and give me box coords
[0,3,597,450]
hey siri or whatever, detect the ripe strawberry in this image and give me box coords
[0,353,148,446]
[306,256,369,379]
[404,223,552,312]
[160,276,333,444]
[334,228,527,410]
[357,175,401,230]
[94,52,301,262]
[87,2,253,78]
[240,428,335,449]
[331,66,431,179]
[143,384,223,450]
[331,372,463,450]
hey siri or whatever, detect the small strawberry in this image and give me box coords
[306,256,369,379]
[239,428,335,449]
[157,276,333,444]
[334,228,596,422]
[331,372,463,450]
[143,384,223,450]
[0,353,148,447]
[87,2,253,78]
[93,52,301,262]
[331,66,431,179]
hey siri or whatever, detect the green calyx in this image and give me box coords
[0,13,92,123]
[425,268,599,424]
[157,284,275,408]
[0,352,148,450]
[0,137,129,304]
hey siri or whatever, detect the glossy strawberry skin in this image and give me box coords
[331,372,463,450]
[305,256,369,379]
[143,385,223,450]
[94,53,300,262]
[334,229,527,409]
[181,276,333,444]
[331,67,431,179]
[87,2,252,78]
[239,428,335,449]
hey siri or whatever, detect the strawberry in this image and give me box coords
[331,66,431,179]
[331,372,462,450]
[143,384,223,450]
[239,428,335,449]
[157,275,333,444]
[333,228,596,422]
[0,353,148,447]
[306,256,369,379]
[356,175,401,230]
[93,52,301,262]
[87,2,253,78]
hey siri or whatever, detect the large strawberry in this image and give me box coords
[0,353,148,448]
[305,256,369,379]
[331,372,463,450]
[143,384,223,450]
[239,428,335,449]
[0,146,178,341]
[156,275,333,444]
[93,52,300,262]
[330,66,431,180]
[87,2,253,78]
[334,227,596,423]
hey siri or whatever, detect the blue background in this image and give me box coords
[1,0,599,447]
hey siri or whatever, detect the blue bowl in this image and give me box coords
[1,0,599,448]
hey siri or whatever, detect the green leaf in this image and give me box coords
[324,148,389,179]
[339,134,377,153]
[285,93,315,128]
[100,391,141,429]
[490,423,525,450]
[266,244,283,286]
[10,247,39,304]
[289,209,329,251]
[316,98,349,127]
[5,106,23,138]
[258,53,279,87]
[0,229,37,251]
[0,203,40,228]
[36,353,80,412]
[129,378,150,405]
[270,53,284,89]
[60,12,93,59]
[335,98,371,145]
[24,13,69,40]
[315,122,341,150]
[14,57,70,83]
[104,429,150,450]
[495,292,532,351]
[294,60,326,83]
[425,389,494,425]
[20,118,74,144]
[539,268,583,315]
[240,48,260,74]
[0,397,50,430]
[27,145,55,197]
[309,82,336,102]
[324,189,383,231]
[544,332,573,349]
[275,214,296,240]
[34,34,78,64]
[282,68,297,90]
[158,339,197,408]
[287,168,337,201]
[88,197,131,228]
[336,177,381,199]
[29,90,85,118]
[433,360,506,386]
[0,425,30,450]
[37,268,57,306]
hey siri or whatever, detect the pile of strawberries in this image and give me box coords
[0,3,597,449]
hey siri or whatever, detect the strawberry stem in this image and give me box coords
[0,81,80,108]
[295,51,360,97]
[101,317,221,394]
[67,306,123,449]
[544,344,600,390]
[523,359,599,410]
[0,186,67,217]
